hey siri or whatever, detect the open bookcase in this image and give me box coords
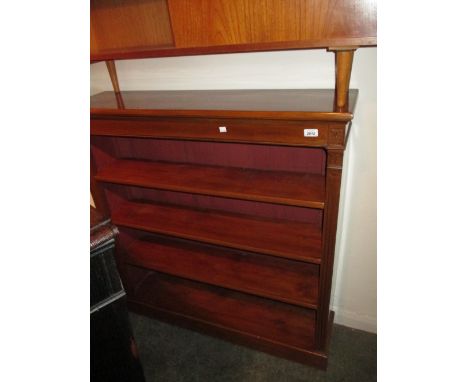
[90,0,376,370]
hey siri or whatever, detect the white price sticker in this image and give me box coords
[304,129,319,137]
[219,126,227,133]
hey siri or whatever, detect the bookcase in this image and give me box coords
[90,0,375,370]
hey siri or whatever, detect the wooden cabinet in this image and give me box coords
[91,89,356,368]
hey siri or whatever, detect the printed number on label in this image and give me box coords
[304,129,319,137]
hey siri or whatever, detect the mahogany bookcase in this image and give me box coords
[90,0,376,369]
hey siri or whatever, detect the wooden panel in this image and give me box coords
[95,159,326,208]
[128,268,317,350]
[123,233,319,308]
[112,200,322,263]
[168,0,376,48]
[91,117,330,147]
[91,0,174,54]
[90,89,358,121]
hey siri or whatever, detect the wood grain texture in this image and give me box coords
[105,60,125,109]
[168,0,376,48]
[105,60,121,94]
[316,149,344,350]
[91,0,174,55]
[112,200,322,263]
[89,85,358,368]
[127,269,317,350]
[93,136,326,174]
[129,300,328,368]
[95,159,326,208]
[90,0,375,61]
[103,183,323,225]
[91,38,375,61]
[333,49,355,111]
[91,117,331,146]
[90,89,358,122]
[122,233,319,308]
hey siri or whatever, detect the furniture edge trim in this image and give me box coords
[90,38,376,61]
[90,108,354,122]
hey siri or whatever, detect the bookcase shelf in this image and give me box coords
[126,269,318,353]
[123,233,319,309]
[95,159,326,209]
[112,200,322,264]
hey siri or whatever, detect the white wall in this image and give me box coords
[91,48,377,333]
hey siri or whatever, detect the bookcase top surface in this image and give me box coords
[91,89,357,121]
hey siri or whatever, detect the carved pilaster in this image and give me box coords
[329,126,345,147]
[316,148,344,350]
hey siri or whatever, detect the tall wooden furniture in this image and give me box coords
[90,0,376,370]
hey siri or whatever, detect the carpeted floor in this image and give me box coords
[129,313,376,382]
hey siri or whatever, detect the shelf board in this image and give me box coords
[90,89,358,121]
[126,269,317,352]
[125,235,319,309]
[95,159,325,209]
[112,201,322,263]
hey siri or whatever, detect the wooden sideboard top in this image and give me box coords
[91,89,358,121]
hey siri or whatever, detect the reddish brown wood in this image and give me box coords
[330,49,355,112]
[90,0,376,61]
[104,183,323,226]
[91,38,375,61]
[91,0,174,56]
[91,117,332,146]
[90,153,110,216]
[105,60,125,109]
[90,89,358,122]
[127,269,317,350]
[111,200,322,263]
[168,0,376,48]
[95,159,326,208]
[90,88,356,368]
[122,233,319,308]
[93,136,327,175]
[105,60,121,93]
[316,149,344,349]
[128,300,328,369]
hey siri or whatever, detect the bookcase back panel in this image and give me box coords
[91,137,326,175]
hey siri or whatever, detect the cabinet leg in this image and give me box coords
[329,48,355,112]
[105,60,125,109]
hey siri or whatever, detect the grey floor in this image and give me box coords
[130,313,376,382]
